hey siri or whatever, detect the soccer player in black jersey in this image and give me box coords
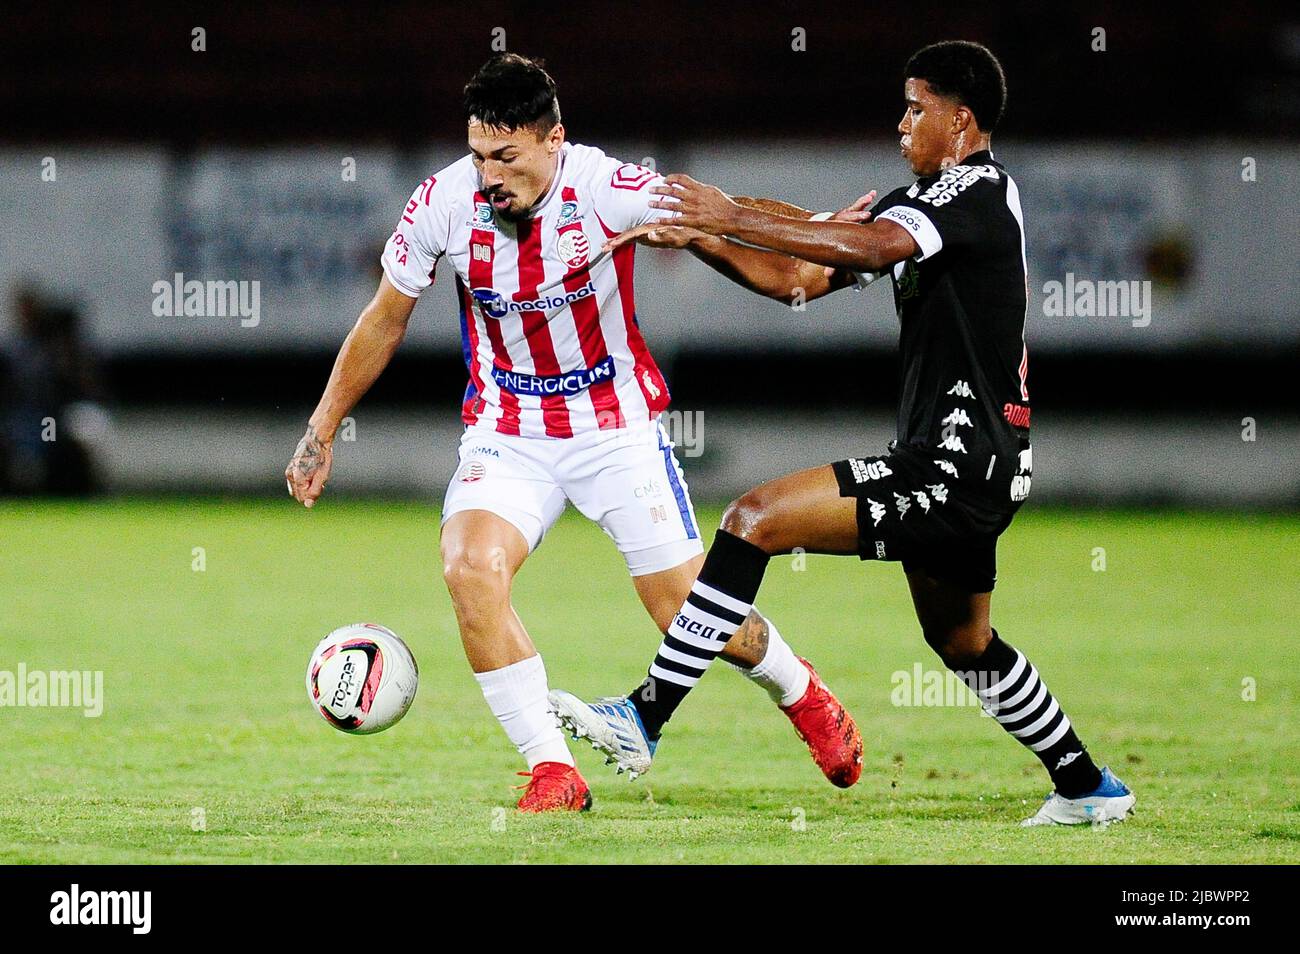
[550,41,1136,826]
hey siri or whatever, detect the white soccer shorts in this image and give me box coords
[441,419,703,576]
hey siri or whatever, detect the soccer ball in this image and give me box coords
[306,623,419,734]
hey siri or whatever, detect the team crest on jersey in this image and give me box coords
[557,229,590,269]
[556,199,582,227]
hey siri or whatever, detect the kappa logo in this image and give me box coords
[947,380,974,399]
[937,433,968,454]
[942,408,973,428]
[868,497,887,526]
[893,492,912,517]
[849,458,893,483]
[1055,751,1082,770]
[926,482,949,504]
[642,370,662,401]
[933,459,960,478]
[912,490,931,513]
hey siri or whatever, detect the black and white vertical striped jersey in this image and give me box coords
[867,150,1032,510]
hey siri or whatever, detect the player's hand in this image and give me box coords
[602,222,710,253]
[830,189,877,223]
[648,174,740,235]
[285,425,333,508]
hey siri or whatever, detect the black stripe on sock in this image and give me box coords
[663,634,720,660]
[651,655,709,680]
[684,591,746,627]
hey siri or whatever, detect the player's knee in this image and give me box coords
[924,622,992,669]
[720,488,782,554]
[440,541,513,606]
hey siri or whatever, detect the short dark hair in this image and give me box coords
[905,41,1007,132]
[463,53,561,134]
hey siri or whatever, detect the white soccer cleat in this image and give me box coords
[1021,766,1136,827]
[548,689,657,779]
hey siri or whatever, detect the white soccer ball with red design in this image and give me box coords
[306,623,419,734]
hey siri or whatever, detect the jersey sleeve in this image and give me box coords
[874,167,1000,262]
[380,175,451,298]
[594,160,675,232]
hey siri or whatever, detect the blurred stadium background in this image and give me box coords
[2,1,1297,505]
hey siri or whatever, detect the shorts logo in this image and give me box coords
[849,459,893,483]
[933,459,960,478]
[557,229,590,269]
[926,482,949,504]
[641,370,662,401]
[460,460,487,483]
[942,408,973,428]
[874,540,887,559]
[466,446,499,458]
[1004,403,1031,428]
[492,354,616,397]
[893,492,912,517]
[947,380,975,399]
[912,490,931,513]
[937,433,968,454]
[868,498,887,527]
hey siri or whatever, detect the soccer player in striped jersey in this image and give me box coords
[550,42,1136,827]
[285,54,863,812]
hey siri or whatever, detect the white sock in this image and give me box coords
[474,654,573,769]
[741,617,810,707]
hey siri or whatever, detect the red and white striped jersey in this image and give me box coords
[381,142,674,438]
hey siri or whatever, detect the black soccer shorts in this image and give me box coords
[830,446,1020,593]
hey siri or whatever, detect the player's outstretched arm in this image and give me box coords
[604,223,847,304]
[653,174,916,273]
[285,275,417,507]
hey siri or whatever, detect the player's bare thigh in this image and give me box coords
[723,464,860,556]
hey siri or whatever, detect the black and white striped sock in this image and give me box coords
[959,631,1103,797]
[629,530,770,737]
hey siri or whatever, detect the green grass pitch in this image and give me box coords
[1,498,1297,864]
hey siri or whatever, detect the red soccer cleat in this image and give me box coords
[781,658,864,788]
[514,761,593,813]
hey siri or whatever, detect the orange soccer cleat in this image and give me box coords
[514,761,593,813]
[781,659,864,788]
